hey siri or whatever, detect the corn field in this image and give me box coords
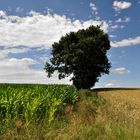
[0,84,78,127]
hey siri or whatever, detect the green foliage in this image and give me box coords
[45,25,111,89]
[0,84,78,128]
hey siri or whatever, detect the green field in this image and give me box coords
[1,84,140,140]
[0,84,78,133]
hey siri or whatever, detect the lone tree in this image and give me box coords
[44,25,111,89]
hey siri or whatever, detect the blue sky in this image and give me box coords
[0,0,140,87]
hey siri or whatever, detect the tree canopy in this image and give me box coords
[44,25,111,89]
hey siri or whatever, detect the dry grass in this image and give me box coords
[98,89,140,123]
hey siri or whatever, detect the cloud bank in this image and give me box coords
[0,10,108,50]
[0,10,109,84]
[0,57,71,84]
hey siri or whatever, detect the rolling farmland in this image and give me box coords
[1,86,140,140]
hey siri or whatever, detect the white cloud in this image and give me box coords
[0,10,109,84]
[115,17,131,23]
[15,7,24,13]
[90,3,97,11]
[105,83,115,87]
[0,10,6,17]
[90,2,98,15]
[111,25,118,29]
[113,1,132,11]
[111,67,130,75]
[0,58,37,68]
[111,36,140,47]
[110,24,124,30]
[0,10,108,50]
[0,58,71,84]
[109,34,117,38]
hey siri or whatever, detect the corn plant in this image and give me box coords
[0,84,78,128]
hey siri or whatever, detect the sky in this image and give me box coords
[0,0,140,88]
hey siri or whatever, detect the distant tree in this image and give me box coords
[44,25,111,89]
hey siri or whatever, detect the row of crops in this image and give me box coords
[0,84,78,127]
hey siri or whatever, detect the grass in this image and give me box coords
[99,89,140,123]
[1,85,140,140]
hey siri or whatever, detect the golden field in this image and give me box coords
[98,89,140,123]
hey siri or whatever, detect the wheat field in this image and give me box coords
[98,89,140,123]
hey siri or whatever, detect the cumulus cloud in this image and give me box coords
[0,10,108,50]
[0,58,71,84]
[0,10,109,84]
[113,1,132,11]
[111,36,140,47]
[111,67,130,75]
